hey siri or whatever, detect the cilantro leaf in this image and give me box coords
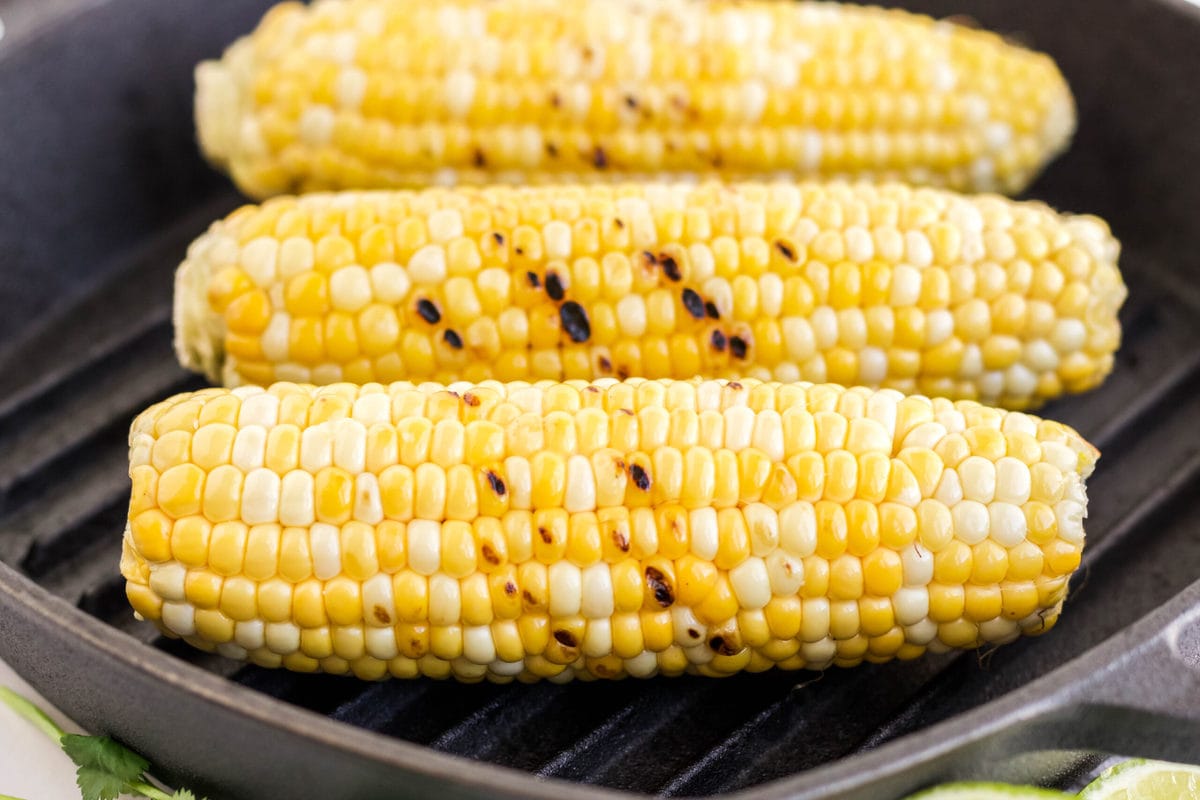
[62,734,150,781]
[62,735,149,800]
[72,766,128,800]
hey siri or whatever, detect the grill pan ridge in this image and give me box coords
[2,1,1200,798]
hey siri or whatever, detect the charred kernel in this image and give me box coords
[463,393,480,407]
[538,527,553,544]
[526,271,540,288]
[775,240,797,261]
[522,590,538,605]
[545,272,565,301]
[504,581,518,596]
[492,232,505,246]
[688,628,701,639]
[611,530,630,551]
[487,470,506,496]
[711,331,727,351]
[592,146,608,169]
[546,142,559,158]
[623,94,638,109]
[614,218,625,229]
[661,255,682,281]
[641,251,658,268]
[416,299,441,324]
[554,629,578,648]
[480,543,502,565]
[444,330,463,349]
[709,635,739,656]
[730,336,748,359]
[472,148,486,168]
[682,289,705,319]
[630,464,651,491]
[598,356,613,373]
[549,92,562,108]
[645,567,674,607]
[560,302,591,343]
[374,605,391,624]
[705,301,720,320]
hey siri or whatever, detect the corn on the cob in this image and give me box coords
[122,378,1097,682]
[196,0,1075,199]
[176,181,1125,409]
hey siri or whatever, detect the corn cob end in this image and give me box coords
[173,224,230,385]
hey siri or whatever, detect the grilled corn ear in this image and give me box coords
[122,378,1097,681]
[176,181,1125,409]
[196,0,1075,198]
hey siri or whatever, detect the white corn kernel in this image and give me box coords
[162,602,197,637]
[958,456,996,503]
[242,468,281,524]
[988,501,1027,547]
[264,621,301,655]
[548,561,582,617]
[279,470,315,526]
[300,423,334,472]
[729,557,771,609]
[951,500,990,544]
[429,574,461,625]
[581,562,615,619]
[148,562,187,602]
[330,265,372,312]
[353,473,384,524]
[900,543,934,586]
[994,457,1031,504]
[463,626,496,664]
[408,245,447,283]
[407,519,442,575]
[564,454,597,512]
[1055,499,1086,543]
[689,507,719,561]
[310,523,341,580]
[582,619,612,658]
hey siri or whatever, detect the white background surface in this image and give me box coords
[5,0,1200,798]
[0,660,114,800]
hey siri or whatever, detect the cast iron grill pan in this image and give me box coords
[1,1,1199,798]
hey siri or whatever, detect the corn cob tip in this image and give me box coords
[173,225,231,385]
[196,37,269,193]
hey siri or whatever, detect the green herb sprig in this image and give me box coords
[0,686,203,800]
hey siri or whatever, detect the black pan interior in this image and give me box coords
[1,1,1200,797]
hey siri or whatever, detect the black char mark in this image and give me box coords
[730,335,748,359]
[661,254,681,281]
[416,299,441,324]
[711,330,727,351]
[545,272,565,301]
[681,288,705,319]
[487,471,506,496]
[630,463,651,491]
[443,330,463,349]
[644,567,674,607]
[560,302,591,343]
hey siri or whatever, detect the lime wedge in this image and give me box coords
[1080,759,1200,799]
[904,782,1074,799]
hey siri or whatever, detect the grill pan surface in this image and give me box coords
[2,1,1200,798]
